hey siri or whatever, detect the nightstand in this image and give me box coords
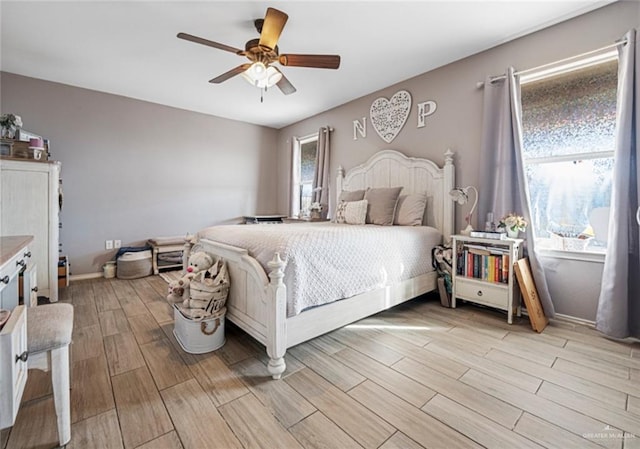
[451,234,524,324]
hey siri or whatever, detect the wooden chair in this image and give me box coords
[27,303,73,446]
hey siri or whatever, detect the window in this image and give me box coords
[520,54,618,253]
[291,134,318,217]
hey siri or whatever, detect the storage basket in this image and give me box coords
[116,250,153,279]
[186,259,229,315]
[173,305,226,353]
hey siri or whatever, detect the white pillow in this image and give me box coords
[335,200,368,225]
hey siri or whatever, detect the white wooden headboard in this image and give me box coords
[337,149,455,238]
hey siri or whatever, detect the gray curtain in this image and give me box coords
[477,67,555,318]
[289,137,297,218]
[596,29,640,339]
[312,126,331,207]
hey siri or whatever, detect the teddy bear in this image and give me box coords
[166,251,215,304]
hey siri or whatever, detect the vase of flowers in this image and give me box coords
[498,213,527,238]
[0,113,22,139]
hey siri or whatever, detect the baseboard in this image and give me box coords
[70,272,103,282]
[553,312,596,328]
[521,309,596,329]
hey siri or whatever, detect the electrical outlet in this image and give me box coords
[114,240,122,249]
[105,240,113,250]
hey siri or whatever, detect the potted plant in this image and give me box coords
[498,213,527,238]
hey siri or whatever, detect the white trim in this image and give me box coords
[553,313,596,328]
[479,42,622,87]
[525,150,615,165]
[70,272,103,282]
[522,309,596,329]
[290,133,320,217]
[537,248,605,263]
[520,49,618,84]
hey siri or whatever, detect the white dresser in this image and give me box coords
[1,159,60,302]
[0,235,34,429]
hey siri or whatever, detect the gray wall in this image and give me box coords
[1,72,278,275]
[276,1,640,322]
[1,2,637,319]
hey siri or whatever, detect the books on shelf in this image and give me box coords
[457,246,510,283]
[469,230,508,240]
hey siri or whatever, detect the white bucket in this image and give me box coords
[103,261,116,279]
[173,305,226,354]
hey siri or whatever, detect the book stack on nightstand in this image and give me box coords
[451,234,524,324]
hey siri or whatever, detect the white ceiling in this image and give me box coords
[1,1,615,129]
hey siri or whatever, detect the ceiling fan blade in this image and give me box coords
[258,7,288,51]
[275,70,296,95]
[279,54,341,69]
[209,64,251,83]
[177,32,242,54]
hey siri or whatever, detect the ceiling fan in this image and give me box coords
[177,7,341,96]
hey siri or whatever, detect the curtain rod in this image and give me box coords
[476,38,627,88]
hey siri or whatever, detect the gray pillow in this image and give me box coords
[339,189,365,202]
[394,193,428,226]
[364,187,403,226]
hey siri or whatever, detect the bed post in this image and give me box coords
[182,236,195,275]
[443,149,455,242]
[266,253,287,379]
[336,165,344,205]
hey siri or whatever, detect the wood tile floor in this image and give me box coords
[2,275,639,449]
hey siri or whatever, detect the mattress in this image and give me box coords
[197,222,442,317]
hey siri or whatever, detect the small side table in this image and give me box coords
[243,215,287,224]
[148,237,186,275]
[451,234,524,324]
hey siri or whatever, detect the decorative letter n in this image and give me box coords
[353,117,367,140]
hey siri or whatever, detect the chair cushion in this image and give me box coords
[27,303,74,354]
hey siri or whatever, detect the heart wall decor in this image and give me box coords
[370,90,412,143]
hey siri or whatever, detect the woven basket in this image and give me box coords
[117,250,153,279]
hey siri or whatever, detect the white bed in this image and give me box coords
[187,149,455,378]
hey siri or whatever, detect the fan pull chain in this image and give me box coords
[261,88,264,103]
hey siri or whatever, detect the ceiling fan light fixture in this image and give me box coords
[247,61,267,81]
[265,66,282,87]
[179,7,340,96]
[243,64,282,89]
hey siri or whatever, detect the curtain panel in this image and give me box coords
[478,67,555,318]
[596,29,640,339]
[312,126,331,208]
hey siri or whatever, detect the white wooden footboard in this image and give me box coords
[190,239,288,379]
[186,239,438,379]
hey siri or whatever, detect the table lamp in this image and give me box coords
[449,186,478,235]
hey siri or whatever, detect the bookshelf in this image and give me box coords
[451,234,524,324]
